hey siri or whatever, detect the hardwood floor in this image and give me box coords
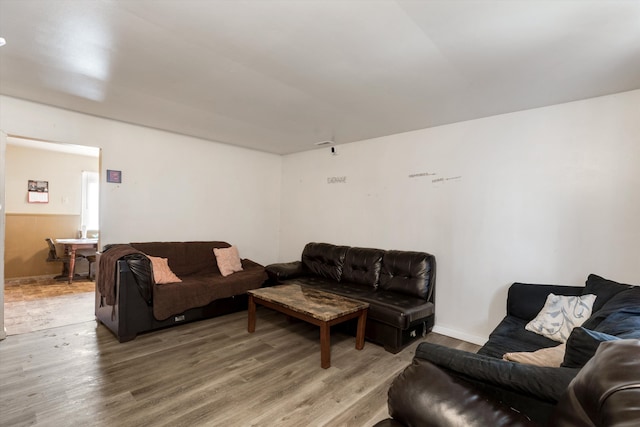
[1,306,480,427]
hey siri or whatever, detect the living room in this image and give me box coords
[3,89,638,346]
[1,1,639,425]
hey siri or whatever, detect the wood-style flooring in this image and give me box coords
[1,300,480,427]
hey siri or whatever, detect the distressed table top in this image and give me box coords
[248,284,369,322]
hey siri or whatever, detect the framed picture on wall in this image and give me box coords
[106,169,122,183]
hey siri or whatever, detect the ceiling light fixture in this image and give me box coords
[0,37,6,47]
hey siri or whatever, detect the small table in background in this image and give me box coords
[55,238,98,284]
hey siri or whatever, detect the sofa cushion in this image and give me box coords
[301,242,348,282]
[478,316,564,358]
[379,250,434,300]
[583,274,633,312]
[507,283,582,322]
[355,290,434,329]
[562,327,620,369]
[131,241,230,276]
[288,277,433,329]
[341,247,384,287]
[582,285,640,330]
[152,258,267,320]
[524,293,596,343]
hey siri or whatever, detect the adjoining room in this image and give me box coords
[3,137,99,335]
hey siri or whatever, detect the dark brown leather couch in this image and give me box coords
[374,339,640,427]
[96,241,267,342]
[266,242,436,353]
[377,274,640,425]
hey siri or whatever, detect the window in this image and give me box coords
[81,171,99,231]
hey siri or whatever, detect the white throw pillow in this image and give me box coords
[525,293,596,343]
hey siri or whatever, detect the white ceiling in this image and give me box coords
[1,0,639,155]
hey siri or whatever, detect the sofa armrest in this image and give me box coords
[507,282,582,321]
[95,259,154,342]
[265,261,304,282]
[415,342,578,402]
[385,357,536,427]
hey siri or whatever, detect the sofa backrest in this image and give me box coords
[130,241,230,277]
[301,242,348,282]
[341,247,384,287]
[378,251,436,301]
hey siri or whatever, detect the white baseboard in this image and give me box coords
[432,325,487,346]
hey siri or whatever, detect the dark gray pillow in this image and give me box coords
[582,274,633,312]
[582,285,640,330]
[562,327,620,369]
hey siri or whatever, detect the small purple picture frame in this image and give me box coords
[107,169,122,183]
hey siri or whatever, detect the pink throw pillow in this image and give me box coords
[147,255,182,284]
[213,246,243,277]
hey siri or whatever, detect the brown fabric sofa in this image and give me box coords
[96,241,267,342]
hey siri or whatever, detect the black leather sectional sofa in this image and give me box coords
[378,274,640,425]
[375,338,640,427]
[265,242,436,353]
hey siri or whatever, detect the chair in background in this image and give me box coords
[45,238,87,281]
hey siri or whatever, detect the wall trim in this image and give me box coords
[433,325,487,346]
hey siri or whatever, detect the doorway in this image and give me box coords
[3,136,100,335]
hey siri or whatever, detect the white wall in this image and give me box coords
[0,96,282,265]
[279,90,640,344]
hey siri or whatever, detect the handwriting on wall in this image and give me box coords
[408,172,436,178]
[327,176,347,184]
[409,171,462,185]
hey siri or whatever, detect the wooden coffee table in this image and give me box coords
[247,284,369,369]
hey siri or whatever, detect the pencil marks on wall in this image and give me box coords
[409,171,462,186]
[327,176,347,184]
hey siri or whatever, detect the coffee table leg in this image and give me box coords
[248,295,256,333]
[320,322,331,369]
[355,308,367,350]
